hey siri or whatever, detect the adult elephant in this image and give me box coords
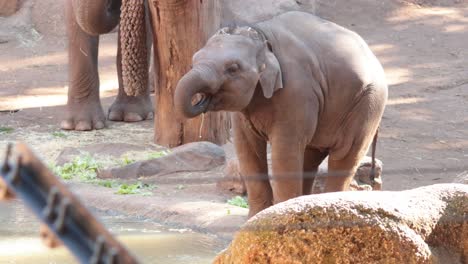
[174,11,388,217]
[62,0,153,131]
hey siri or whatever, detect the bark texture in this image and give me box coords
[149,0,229,147]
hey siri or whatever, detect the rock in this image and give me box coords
[55,143,158,165]
[454,171,468,185]
[218,156,382,194]
[221,0,316,24]
[218,159,246,195]
[0,0,18,17]
[99,141,226,179]
[350,156,383,190]
[215,184,468,263]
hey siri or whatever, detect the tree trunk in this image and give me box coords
[149,0,229,147]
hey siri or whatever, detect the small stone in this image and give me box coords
[453,171,468,184]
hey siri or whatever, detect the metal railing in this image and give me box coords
[0,142,140,264]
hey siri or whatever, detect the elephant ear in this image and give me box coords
[258,41,283,99]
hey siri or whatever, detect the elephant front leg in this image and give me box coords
[233,116,271,218]
[270,137,305,204]
[108,11,154,122]
[61,0,105,131]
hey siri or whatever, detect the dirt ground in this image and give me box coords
[0,0,467,236]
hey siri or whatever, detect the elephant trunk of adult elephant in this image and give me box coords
[72,0,121,36]
[174,68,220,119]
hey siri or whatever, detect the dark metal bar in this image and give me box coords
[0,142,140,264]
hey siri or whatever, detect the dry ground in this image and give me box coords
[0,0,467,234]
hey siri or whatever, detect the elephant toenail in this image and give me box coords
[108,111,123,121]
[60,120,74,130]
[75,121,92,131]
[124,113,143,122]
[94,121,105,130]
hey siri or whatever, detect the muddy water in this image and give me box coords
[0,202,226,264]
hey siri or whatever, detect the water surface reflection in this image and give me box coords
[0,202,225,263]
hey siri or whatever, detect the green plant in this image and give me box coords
[227,196,249,208]
[51,131,67,138]
[120,155,135,166]
[147,150,170,159]
[53,154,101,181]
[96,180,115,188]
[115,182,155,195]
[0,127,14,134]
[176,184,185,190]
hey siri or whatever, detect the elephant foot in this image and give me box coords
[61,99,106,131]
[108,93,154,122]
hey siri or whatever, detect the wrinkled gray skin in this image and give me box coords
[62,0,153,131]
[175,11,388,218]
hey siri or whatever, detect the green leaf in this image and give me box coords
[0,127,14,134]
[147,150,170,159]
[227,196,249,208]
[51,131,67,138]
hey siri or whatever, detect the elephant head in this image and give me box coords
[174,26,283,118]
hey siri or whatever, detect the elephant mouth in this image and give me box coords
[191,93,212,113]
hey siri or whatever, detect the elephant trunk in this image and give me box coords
[72,0,121,36]
[174,68,220,119]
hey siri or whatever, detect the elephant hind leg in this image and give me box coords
[321,149,366,193]
[316,94,384,193]
[303,148,328,195]
[314,133,374,193]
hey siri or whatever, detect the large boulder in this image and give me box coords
[215,184,468,263]
[99,141,226,179]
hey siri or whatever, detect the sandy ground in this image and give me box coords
[0,0,467,237]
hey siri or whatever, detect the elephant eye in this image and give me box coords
[226,63,240,75]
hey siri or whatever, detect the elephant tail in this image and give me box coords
[370,128,379,183]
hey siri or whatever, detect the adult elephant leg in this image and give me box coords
[108,0,153,122]
[303,148,328,195]
[233,115,272,218]
[61,0,105,131]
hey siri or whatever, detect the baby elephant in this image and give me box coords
[174,11,387,217]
